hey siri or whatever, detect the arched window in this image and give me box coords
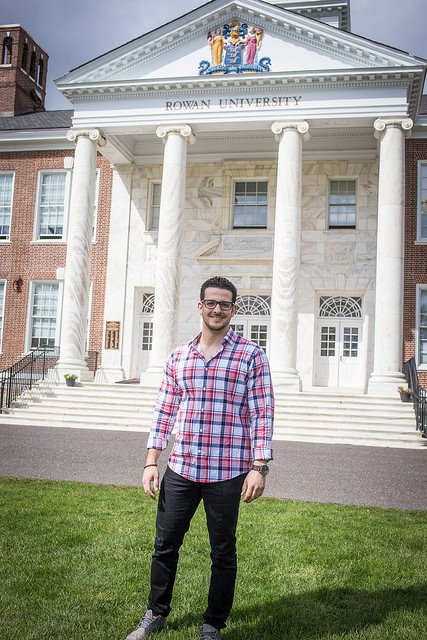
[29,51,36,78]
[21,42,28,70]
[318,296,362,318]
[235,295,271,316]
[37,58,44,85]
[1,37,12,65]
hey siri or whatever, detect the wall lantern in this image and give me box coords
[12,277,23,293]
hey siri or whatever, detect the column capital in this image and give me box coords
[271,120,310,142]
[373,117,413,140]
[110,163,134,174]
[67,128,107,147]
[156,124,196,145]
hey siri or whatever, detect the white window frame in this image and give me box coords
[0,171,15,242]
[231,179,269,229]
[416,285,427,369]
[417,161,427,242]
[92,169,100,241]
[25,281,62,352]
[148,180,161,231]
[328,178,357,229]
[0,280,6,353]
[33,170,71,242]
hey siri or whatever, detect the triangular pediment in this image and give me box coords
[56,0,424,89]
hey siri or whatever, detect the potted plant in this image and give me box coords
[398,385,412,403]
[64,374,78,387]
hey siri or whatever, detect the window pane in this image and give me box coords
[39,173,66,238]
[0,281,4,345]
[0,174,13,238]
[150,183,161,230]
[329,180,356,228]
[233,181,268,228]
[31,283,59,348]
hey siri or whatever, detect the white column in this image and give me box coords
[56,129,106,381]
[368,117,413,396]
[141,125,195,386]
[269,121,309,391]
[95,164,134,383]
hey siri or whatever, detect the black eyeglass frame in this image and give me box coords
[201,299,235,311]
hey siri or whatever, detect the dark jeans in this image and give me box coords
[148,466,246,629]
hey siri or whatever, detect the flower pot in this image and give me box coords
[399,391,412,403]
[65,378,76,387]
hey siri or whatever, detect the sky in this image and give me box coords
[2,0,427,110]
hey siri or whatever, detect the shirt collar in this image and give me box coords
[189,326,238,352]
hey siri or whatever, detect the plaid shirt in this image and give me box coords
[147,328,274,482]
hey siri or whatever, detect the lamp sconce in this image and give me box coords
[12,277,23,293]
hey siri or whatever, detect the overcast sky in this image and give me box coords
[2,0,427,110]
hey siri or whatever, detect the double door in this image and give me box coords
[230,319,269,353]
[315,320,363,388]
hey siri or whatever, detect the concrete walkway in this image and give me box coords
[0,423,426,510]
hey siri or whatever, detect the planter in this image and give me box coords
[65,378,76,387]
[399,391,412,403]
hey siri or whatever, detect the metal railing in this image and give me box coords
[403,357,427,439]
[0,347,99,413]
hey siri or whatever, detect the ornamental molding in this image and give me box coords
[373,117,413,139]
[271,120,310,141]
[155,125,196,144]
[66,128,107,146]
[74,5,406,86]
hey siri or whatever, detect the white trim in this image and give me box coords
[33,169,72,242]
[415,284,427,368]
[0,171,15,241]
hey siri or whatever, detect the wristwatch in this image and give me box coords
[251,464,269,477]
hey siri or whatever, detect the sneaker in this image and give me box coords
[200,623,222,640]
[126,610,167,639]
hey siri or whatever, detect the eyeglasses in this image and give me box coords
[202,299,234,311]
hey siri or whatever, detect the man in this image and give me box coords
[126,276,274,640]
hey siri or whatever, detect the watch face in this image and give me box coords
[253,464,269,476]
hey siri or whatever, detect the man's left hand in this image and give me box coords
[241,470,266,503]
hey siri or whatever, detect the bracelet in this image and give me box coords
[144,464,158,469]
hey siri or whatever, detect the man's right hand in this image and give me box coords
[143,465,160,499]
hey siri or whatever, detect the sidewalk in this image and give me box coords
[0,423,426,510]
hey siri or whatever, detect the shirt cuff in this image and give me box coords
[252,447,273,462]
[147,435,168,451]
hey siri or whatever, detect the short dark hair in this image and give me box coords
[200,276,237,303]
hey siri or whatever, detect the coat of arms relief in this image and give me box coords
[199,20,271,75]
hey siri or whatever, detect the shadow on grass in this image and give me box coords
[171,584,427,638]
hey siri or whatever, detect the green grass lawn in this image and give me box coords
[0,477,426,640]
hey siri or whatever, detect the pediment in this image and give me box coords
[57,0,423,89]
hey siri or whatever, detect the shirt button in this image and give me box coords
[201,407,204,411]
[198,449,201,453]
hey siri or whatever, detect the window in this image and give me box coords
[29,51,36,79]
[1,37,12,65]
[37,58,44,85]
[233,181,268,228]
[21,42,28,70]
[0,281,5,351]
[149,182,161,230]
[30,283,59,349]
[0,173,14,240]
[328,180,356,228]
[36,172,67,239]
[417,162,427,241]
[141,293,155,350]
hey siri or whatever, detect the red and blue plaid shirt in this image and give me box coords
[147,327,274,482]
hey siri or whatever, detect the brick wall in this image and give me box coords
[404,138,427,385]
[0,149,112,370]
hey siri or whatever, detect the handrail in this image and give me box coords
[0,347,99,413]
[403,357,427,439]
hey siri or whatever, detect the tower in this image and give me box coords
[0,24,48,116]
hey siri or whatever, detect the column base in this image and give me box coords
[54,360,93,383]
[271,369,302,392]
[367,371,406,397]
[140,366,163,389]
[94,367,126,383]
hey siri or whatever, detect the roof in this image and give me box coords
[0,110,73,131]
